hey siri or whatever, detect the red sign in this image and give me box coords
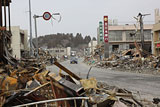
[157,43,160,48]
[104,36,108,43]
[104,16,108,43]
[43,12,52,21]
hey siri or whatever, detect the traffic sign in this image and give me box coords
[43,12,52,21]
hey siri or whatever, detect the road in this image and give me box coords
[47,58,160,100]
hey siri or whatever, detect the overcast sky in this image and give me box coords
[10,0,160,38]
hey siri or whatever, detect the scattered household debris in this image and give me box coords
[84,48,160,75]
[0,57,159,107]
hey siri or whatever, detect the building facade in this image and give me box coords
[88,40,97,55]
[99,24,153,54]
[47,47,71,58]
[153,9,160,56]
[11,26,28,59]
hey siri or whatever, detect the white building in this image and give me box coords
[11,26,28,59]
[47,47,71,58]
[88,40,97,55]
[67,47,71,56]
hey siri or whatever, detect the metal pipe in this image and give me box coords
[13,97,89,107]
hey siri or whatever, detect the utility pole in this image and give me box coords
[33,15,40,60]
[138,13,144,50]
[137,13,150,50]
[29,0,33,56]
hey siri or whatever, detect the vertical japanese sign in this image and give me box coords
[99,21,103,42]
[157,43,160,48]
[104,16,109,43]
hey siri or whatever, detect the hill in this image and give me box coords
[33,33,92,49]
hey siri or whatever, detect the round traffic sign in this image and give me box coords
[43,12,51,21]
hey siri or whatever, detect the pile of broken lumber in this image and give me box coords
[0,57,159,106]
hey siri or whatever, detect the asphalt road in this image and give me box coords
[47,58,160,100]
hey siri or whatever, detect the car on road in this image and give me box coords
[70,56,78,64]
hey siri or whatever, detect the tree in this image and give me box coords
[92,37,97,41]
[37,33,91,49]
[74,33,84,47]
[84,35,91,44]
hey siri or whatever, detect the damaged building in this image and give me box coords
[153,8,160,56]
[10,26,28,59]
[108,24,153,53]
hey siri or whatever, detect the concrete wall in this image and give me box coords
[11,26,28,59]
[11,26,21,59]
[24,30,29,50]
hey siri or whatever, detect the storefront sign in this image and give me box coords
[99,21,103,42]
[104,16,108,43]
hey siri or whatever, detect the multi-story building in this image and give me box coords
[108,24,153,53]
[11,26,28,59]
[153,9,160,56]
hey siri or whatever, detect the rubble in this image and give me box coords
[0,29,159,106]
[85,48,160,75]
[0,55,159,107]
[0,21,159,106]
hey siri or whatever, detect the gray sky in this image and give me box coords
[11,0,160,38]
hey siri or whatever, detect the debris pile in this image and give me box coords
[0,57,159,106]
[85,48,160,75]
[38,49,52,64]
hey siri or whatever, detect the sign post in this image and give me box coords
[33,12,61,61]
[104,16,109,43]
[43,12,52,21]
[104,16,109,58]
[99,21,103,44]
